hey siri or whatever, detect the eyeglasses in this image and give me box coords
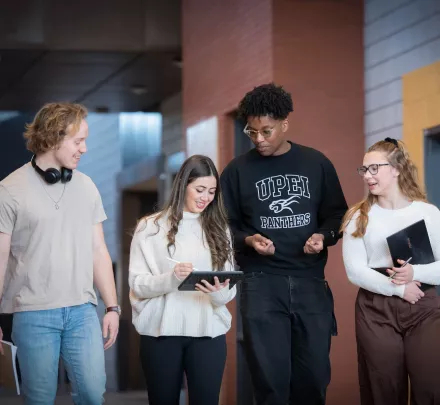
[357,163,390,176]
[243,124,276,139]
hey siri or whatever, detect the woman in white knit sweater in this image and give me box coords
[341,138,440,405]
[128,155,236,405]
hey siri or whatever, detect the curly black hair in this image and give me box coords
[237,83,293,121]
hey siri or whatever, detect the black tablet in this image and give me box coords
[178,271,244,291]
[386,219,434,267]
[386,219,435,291]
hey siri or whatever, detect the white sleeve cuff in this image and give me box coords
[171,271,183,287]
[208,287,228,307]
[393,284,405,299]
[412,264,421,282]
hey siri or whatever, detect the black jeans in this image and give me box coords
[240,272,337,405]
[139,334,226,405]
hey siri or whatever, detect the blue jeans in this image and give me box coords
[12,303,106,405]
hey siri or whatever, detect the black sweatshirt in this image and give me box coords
[220,142,348,278]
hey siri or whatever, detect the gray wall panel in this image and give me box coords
[364,0,440,148]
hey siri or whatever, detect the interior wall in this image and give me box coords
[0,113,33,181]
[272,1,364,404]
[183,1,273,403]
[118,190,158,391]
[78,113,122,261]
[182,0,273,132]
[161,92,183,157]
[402,60,440,182]
[364,0,440,148]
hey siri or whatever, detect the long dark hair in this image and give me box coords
[340,139,427,237]
[141,155,233,271]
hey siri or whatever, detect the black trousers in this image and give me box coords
[240,272,337,405]
[139,334,226,405]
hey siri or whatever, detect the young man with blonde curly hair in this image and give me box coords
[0,102,120,405]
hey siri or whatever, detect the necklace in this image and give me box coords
[39,180,67,210]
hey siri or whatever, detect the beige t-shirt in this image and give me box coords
[0,162,107,313]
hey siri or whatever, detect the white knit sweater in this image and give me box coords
[342,201,440,298]
[129,211,236,338]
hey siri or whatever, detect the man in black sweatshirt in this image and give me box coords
[220,83,348,405]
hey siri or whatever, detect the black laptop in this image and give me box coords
[385,219,435,291]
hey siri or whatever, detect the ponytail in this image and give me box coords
[340,194,376,237]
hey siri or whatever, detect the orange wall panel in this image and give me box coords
[403,60,440,181]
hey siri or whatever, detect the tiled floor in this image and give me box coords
[0,391,149,404]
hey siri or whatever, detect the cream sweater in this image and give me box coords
[342,201,440,298]
[129,211,236,338]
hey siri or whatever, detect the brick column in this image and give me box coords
[182,1,364,403]
[272,1,364,403]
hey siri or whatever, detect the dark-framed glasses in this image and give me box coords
[243,124,276,139]
[357,163,390,176]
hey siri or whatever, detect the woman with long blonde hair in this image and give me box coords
[341,138,440,404]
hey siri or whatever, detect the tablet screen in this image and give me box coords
[178,271,244,291]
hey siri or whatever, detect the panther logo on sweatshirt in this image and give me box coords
[255,174,311,229]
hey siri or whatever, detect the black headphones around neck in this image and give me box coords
[31,155,73,184]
